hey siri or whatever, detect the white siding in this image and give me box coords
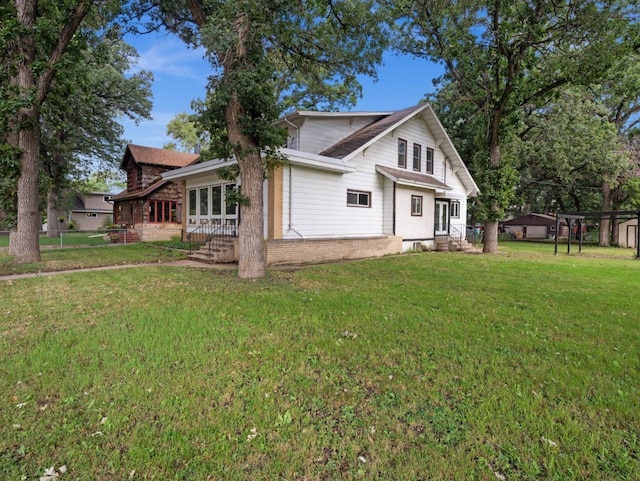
[282,164,386,239]
[296,117,380,154]
[281,114,472,240]
[395,186,435,240]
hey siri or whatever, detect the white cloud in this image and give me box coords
[129,37,210,82]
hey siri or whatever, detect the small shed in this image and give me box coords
[618,218,638,248]
[502,214,567,239]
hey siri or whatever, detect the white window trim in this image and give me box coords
[347,189,371,208]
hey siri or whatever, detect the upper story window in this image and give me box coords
[398,139,407,168]
[426,147,434,174]
[413,144,421,172]
[347,189,371,208]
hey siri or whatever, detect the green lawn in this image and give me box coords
[0,232,115,248]
[1,245,639,480]
[0,243,187,276]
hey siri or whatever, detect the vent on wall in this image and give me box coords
[412,241,423,251]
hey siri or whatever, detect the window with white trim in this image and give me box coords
[411,195,423,216]
[398,139,407,168]
[451,200,460,219]
[426,147,434,174]
[413,143,421,171]
[347,189,371,207]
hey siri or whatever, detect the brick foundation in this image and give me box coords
[264,236,402,266]
[137,223,183,242]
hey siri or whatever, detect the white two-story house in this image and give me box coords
[163,103,479,265]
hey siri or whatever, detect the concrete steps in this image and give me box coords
[188,237,235,264]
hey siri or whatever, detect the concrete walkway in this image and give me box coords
[0,259,235,282]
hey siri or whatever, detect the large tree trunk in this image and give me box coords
[611,214,619,245]
[12,0,41,263]
[225,90,266,279]
[237,153,266,279]
[46,190,64,238]
[14,123,42,263]
[483,130,501,253]
[599,181,612,246]
[10,0,89,263]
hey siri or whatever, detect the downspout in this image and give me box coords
[283,117,304,239]
[288,164,304,239]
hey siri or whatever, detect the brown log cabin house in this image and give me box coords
[111,144,200,241]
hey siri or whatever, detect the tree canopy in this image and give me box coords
[141,0,387,278]
[394,0,639,252]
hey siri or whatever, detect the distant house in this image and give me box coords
[111,144,200,241]
[68,192,113,230]
[502,214,568,239]
[163,103,480,265]
[618,218,638,248]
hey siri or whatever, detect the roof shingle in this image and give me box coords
[320,104,426,159]
[124,144,200,168]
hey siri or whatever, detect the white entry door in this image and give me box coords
[435,200,449,235]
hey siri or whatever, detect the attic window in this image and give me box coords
[398,139,407,168]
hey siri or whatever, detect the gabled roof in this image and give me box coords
[320,104,426,159]
[121,144,200,170]
[311,103,478,196]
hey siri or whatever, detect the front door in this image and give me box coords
[435,200,449,235]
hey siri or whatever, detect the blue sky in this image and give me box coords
[121,32,445,149]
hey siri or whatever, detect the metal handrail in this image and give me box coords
[186,220,237,255]
[449,223,466,242]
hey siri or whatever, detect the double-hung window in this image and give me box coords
[426,147,434,174]
[411,195,423,216]
[347,189,371,207]
[398,139,407,168]
[413,144,421,171]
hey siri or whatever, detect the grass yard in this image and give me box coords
[1,245,639,480]
[0,243,187,276]
[0,232,114,249]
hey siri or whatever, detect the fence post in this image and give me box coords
[59,232,63,248]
